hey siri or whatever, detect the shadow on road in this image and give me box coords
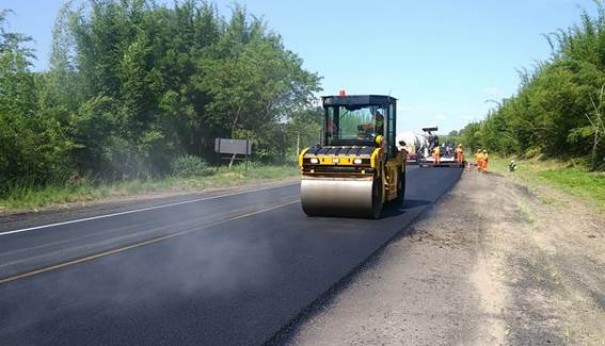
[402,199,432,210]
[380,198,431,218]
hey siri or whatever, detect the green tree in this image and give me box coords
[196,6,320,166]
[0,10,73,193]
[285,106,323,158]
[2,0,323,191]
[459,1,605,169]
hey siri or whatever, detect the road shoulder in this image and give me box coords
[290,170,605,345]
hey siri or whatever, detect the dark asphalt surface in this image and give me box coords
[0,166,462,345]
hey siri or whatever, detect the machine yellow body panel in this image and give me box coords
[298,94,405,218]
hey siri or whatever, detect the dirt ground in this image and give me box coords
[290,169,605,345]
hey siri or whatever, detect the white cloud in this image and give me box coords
[481,86,503,97]
[434,113,446,121]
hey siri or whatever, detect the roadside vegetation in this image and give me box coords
[459,2,605,172]
[0,162,299,212]
[0,1,321,207]
[486,155,605,211]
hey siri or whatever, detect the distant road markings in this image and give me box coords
[0,199,299,285]
[0,182,299,237]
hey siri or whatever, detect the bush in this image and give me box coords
[172,155,208,178]
[524,147,542,159]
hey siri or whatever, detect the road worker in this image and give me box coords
[357,110,384,140]
[374,111,384,136]
[482,149,489,172]
[455,144,464,164]
[475,149,482,171]
[433,145,441,165]
[327,118,335,137]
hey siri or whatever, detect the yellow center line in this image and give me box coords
[0,199,299,286]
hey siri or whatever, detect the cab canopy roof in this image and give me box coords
[322,95,397,108]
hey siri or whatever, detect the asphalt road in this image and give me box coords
[0,166,462,345]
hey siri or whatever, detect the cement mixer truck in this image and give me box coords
[397,128,441,164]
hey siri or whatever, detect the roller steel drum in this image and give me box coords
[300,177,382,218]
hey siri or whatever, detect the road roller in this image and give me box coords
[298,94,406,218]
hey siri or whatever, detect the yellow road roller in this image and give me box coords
[298,94,406,218]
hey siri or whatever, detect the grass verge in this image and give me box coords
[0,164,300,213]
[486,156,605,211]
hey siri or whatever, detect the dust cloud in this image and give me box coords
[0,210,277,337]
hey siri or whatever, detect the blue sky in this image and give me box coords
[1,0,594,133]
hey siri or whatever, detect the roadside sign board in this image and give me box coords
[214,138,252,155]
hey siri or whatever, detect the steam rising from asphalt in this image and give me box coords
[0,183,306,344]
[0,204,277,336]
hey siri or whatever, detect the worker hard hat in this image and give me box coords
[476,149,481,152]
[458,144,462,147]
[482,149,487,153]
[374,135,384,146]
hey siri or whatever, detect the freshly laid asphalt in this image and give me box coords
[0,166,462,345]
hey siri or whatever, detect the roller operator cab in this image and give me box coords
[298,95,406,218]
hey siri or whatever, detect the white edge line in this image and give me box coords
[0,199,300,285]
[0,182,300,236]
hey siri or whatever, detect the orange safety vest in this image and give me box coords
[455,148,464,161]
[433,147,441,164]
[476,152,484,164]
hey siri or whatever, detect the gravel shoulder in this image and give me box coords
[289,169,605,345]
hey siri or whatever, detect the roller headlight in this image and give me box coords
[310,158,319,164]
[353,158,362,164]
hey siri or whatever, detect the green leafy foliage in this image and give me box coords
[460,2,605,171]
[0,1,322,197]
[0,10,75,195]
[172,155,208,178]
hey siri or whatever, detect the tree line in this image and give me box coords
[459,2,605,170]
[0,0,322,195]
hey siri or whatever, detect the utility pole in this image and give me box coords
[296,132,300,156]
